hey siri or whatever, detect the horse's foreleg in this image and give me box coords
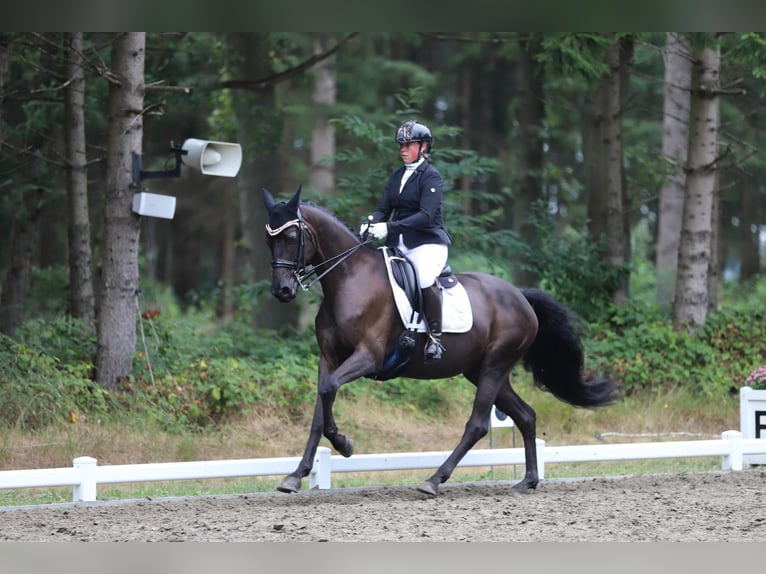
[418,372,502,496]
[277,395,324,493]
[318,348,377,457]
[277,348,377,494]
[318,372,354,459]
[493,384,539,494]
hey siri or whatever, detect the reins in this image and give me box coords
[296,239,374,291]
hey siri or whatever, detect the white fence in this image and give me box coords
[1,430,765,503]
[3,387,765,504]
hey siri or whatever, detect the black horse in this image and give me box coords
[263,186,621,495]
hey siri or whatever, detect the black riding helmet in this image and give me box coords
[395,120,433,159]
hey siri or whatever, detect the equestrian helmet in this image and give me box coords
[395,120,433,157]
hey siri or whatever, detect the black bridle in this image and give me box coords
[267,207,373,292]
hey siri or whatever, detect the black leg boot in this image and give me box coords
[421,283,444,363]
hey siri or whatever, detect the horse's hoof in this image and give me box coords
[511,480,537,495]
[417,481,439,496]
[277,476,302,493]
[337,436,354,458]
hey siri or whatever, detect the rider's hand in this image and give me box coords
[368,222,388,240]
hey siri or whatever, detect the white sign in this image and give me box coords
[740,386,766,465]
[490,405,515,428]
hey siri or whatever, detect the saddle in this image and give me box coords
[381,247,472,333]
[371,247,473,381]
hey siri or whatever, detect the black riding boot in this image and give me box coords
[421,283,444,363]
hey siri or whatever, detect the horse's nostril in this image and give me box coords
[275,285,295,301]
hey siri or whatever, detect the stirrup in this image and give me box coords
[424,334,444,363]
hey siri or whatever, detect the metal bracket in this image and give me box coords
[132,145,187,189]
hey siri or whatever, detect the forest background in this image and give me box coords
[0,33,764,466]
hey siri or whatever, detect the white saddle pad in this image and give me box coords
[380,247,473,333]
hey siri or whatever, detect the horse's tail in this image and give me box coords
[520,288,622,408]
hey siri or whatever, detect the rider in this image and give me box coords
[360,119,451,363]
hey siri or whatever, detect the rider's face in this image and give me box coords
[399,141,421,165]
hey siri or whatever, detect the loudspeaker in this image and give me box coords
[132,192,176,219]
[181,138,242,177]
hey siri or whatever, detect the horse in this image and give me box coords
[262,186,621,496]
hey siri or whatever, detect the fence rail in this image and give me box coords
[1,430,765,503]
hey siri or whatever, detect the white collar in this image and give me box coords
[404,158,424,171]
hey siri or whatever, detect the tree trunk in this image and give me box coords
[584,68,608,246]
[656,32,692,308]
[673,39,720,331]
[707,169,721,312]
[602,38,627,305]
[309,34,336,196]
[0,189,41,335]
[739,175,761,282]
[0,35,40,336]
[64,32,95,327]
[619,36,634,282]
[215,190,237,321]
[226,32,300,331]
[95,32,145,390]
[458,58,473,211]
[512,34,545,288]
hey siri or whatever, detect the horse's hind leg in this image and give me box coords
[493,383,539,494]
[418,365,507,496]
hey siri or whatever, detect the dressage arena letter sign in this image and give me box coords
[756,410,766,439]
[740,387,766,465]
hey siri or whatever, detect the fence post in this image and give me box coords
[72,456,98,502]
[309,446,332,490]
[536,438,545,480]
[721,430,743,471]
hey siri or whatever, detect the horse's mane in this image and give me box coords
[301,201,369,247]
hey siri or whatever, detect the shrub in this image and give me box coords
[585,298,766,398]
[515,202,627,323]
[0,329,110,429]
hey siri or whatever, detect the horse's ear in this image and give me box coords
[262,188,275,214]
[287,185,302,211]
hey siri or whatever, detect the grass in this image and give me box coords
[0,378,743,507]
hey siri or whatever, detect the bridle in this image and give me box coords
[266,206,373,292]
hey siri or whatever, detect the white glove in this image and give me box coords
[368,222,388,240]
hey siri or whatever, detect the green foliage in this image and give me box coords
[25,266,70,320]
[0,326,109,429]
[326,88,501,240]
[344,374,473,418]
[723,32,766,97]
[3,275,765,434]
[515,202,627,322]
[536,33,614,80]
[14,316,96,364]
[586,295,766,398]
[127,314,320,431]
[0,312,319,432]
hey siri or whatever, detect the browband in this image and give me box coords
[266,218,300,236]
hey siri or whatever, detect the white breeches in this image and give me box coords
[397,240,449,288]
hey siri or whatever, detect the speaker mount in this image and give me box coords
[131,138,242,219]
[132,138,242,189]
